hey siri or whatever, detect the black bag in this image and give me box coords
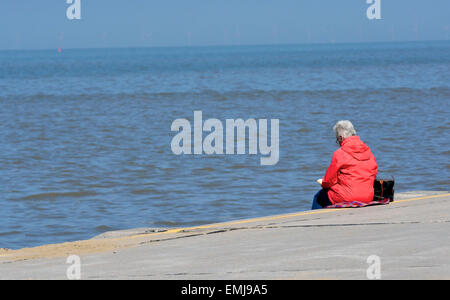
[373,178,395,202]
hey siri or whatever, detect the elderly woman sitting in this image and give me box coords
[312,120,378,209]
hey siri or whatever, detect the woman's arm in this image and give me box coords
[321,151,341,189]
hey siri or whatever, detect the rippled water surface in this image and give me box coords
[1,42,449,249]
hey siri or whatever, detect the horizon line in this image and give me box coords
[1,39,448,52]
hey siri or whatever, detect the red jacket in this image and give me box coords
[321,136,378,204]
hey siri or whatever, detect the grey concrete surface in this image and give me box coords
[1,191,449,280]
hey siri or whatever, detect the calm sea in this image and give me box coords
[1,41,449,249]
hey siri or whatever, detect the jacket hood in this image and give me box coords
[340,136,372,161]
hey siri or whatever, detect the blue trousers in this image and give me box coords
[311,189,332,210]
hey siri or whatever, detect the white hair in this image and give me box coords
[333,120,357,139]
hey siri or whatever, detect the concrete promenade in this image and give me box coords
[1,191,449,279]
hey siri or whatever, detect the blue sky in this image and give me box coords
[0,0,449,50]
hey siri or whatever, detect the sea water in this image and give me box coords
[0,41,449,249]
